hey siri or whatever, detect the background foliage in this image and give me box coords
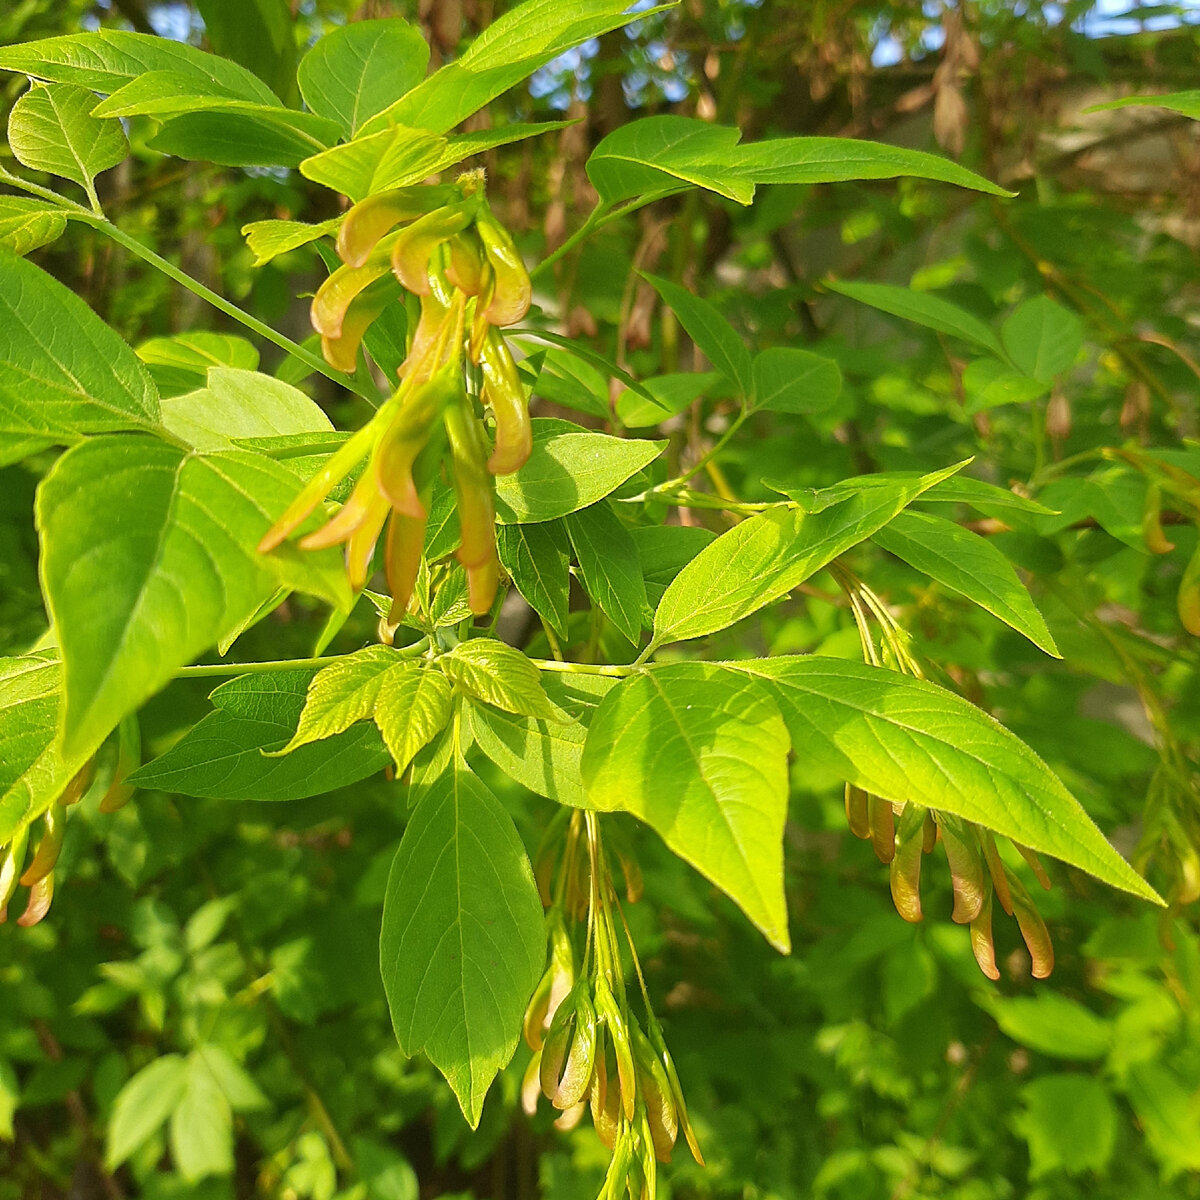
[2,1,1200,1198]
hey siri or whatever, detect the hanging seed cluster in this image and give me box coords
[0,759,105,928]
[258,172,534,619]
[836,566,1055,980]
[525,812,704,1200]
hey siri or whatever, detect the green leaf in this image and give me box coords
[469,670,613,809]
[170,1051,233,1181]
[920,475,1057,517]
[136,333,261,398]
[1001,296,1083,383]
[126,669,390,801]
[37,436,350,756]
[469,704,584,810]
[147,107,339,168]
[194,0,297,104]
[380,766,545,1127]
[241,217,340,267]
[642,273,752,398]
[1015,1075,1117,1178]
[441,639,555,718]
[276,647,452,774]
[0,1058,16,1142]
[581,663,792,950]
[90,68,270,117]
[496,520,571,639]
[728,135,1013,194]
[105,1054,189,1171]
[631,524,715,607]
[653,462,963,647]
[617,371,717,429]
[0,31,279,105]
[872,510,1060,656]
[298,18,430,137]
[565,501,651,644]
[733,655,1163,903]
[299,121,568,202]
[1086,91,1200,120]
[589,117,753,205]
[0,196,66,256]
[0,248,160,443]
[10,79,127,193]
[0,654,91,845]
[160,368,334,452]
[961,357,1049,413]
[512,328,661,407]
[979,992,1112,1060]
[528,347,610,420]
[192,1046,268,1114]
[298,124,448,201]
[358,0,671,136]
[826,280,1005,357]
[751,347,842,415]
[587,116,1012,208]
[1125,1063,1200,1178]
[495,419,665,524]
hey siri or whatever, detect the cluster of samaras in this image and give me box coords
[259,172,532,618]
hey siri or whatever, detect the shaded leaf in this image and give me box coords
[127,669,390,801]
[380,767,544,1126]
[642,273,752,399]
[137,333,260,398]
[565,501,650,643]
[751,347,842,415]
[827,279,1004,357]
[496,520,571,639]
[1001,296,1083,383]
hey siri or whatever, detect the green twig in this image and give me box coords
[176,639,429,678]
[531,192,677,280]
[532,658,634,677]
[0,166,381,407]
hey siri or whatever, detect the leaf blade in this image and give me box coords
[581,664,792,950]
[380,767,545,1127]
[873,509,1060,656]
[735,655,1162,904]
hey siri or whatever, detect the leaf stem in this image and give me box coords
[532,659,634,677]
[532,202,609,280]
[0,166,382,406]
[175,639,429,678]
[644,409,749,499]
[530,192,676,280]
[79,216,383,406]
